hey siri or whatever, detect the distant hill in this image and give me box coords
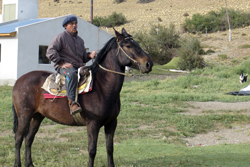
[1,0,250,33]
[37,0,250,33]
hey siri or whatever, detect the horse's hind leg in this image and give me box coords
[14,114,33,167]
[104,119,117,167]
[24,114,44,167]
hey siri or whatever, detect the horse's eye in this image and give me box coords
[126,45,131,48]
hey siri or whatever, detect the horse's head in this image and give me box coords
[114,28,153,74]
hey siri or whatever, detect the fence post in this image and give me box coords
[225,0,232,41]
[229,28,232,41]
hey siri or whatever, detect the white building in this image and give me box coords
[0,0,113,85]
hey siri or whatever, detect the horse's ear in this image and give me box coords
[113,28,123,42]
[121,28,128,36]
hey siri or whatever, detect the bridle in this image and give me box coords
[98,37,142,77]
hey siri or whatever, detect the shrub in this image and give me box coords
[206,49,215,54]
[177,36,205,71]
[134,23,180,65]
[183,12,189,17]
[218,54,227,61]
[238,44,250,49]
[182,8,250,33]
[137,0,155,3]
[113,0,125,4]
[92,12,127,27]
[233,60,250,75]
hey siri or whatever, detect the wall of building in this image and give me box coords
[17,0,38,21]
[0,36,18,85]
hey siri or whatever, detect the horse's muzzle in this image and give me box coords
[141,60,153,73]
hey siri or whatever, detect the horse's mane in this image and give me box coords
[90,37,117,79]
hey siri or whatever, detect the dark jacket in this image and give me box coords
[46,30,91,70]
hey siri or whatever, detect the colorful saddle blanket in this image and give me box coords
[41,69,93,99]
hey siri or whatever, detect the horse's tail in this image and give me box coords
[12,103,18,134]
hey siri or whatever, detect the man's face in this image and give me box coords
[64,21,77,34]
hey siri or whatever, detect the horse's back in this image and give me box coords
[14,70,52,87]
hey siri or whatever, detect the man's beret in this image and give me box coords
[62,16,77,27]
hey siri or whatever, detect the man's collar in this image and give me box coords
[65,30,78,37]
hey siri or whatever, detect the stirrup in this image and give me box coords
[71,107,82,115]
[69,101,82,115]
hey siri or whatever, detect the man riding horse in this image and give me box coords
[46,16,96,115]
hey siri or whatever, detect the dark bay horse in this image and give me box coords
[12,28,153,167]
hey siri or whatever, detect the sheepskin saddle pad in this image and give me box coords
[41,67,92,97]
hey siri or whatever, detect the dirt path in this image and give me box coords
[184,101,250,147]
[186,101,250,115]
[185,124,250,147]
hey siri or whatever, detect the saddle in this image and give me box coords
[42,67,92,97]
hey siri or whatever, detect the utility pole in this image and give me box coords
[225,0,232,41]
[91,0,93,24]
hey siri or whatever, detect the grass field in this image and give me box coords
[1,58,250,166]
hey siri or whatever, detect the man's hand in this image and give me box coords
[89,51,97,59]
[61,63,73,69]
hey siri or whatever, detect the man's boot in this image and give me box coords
[68,98,82,115]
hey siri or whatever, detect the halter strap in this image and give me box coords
[116,41,140,65]
[98,64,133,77]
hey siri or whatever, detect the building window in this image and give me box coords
[4,4,16,22]
[39,45,50,64]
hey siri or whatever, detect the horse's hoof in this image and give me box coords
[25,163,34,167]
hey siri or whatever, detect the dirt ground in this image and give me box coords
[184,101,250,147]
[125,74,250,147]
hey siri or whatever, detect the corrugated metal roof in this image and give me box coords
[0,18,51,34]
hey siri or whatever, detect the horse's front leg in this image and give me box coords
[104,119,117,167]
[87,121,100,167]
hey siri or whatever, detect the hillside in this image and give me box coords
[1,0,249,32]
[38,0,250,33]
[1,0,250,63]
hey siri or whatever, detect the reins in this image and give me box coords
[98,64,133,77]
[98,38,142,77]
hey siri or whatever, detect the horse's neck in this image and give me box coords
[95,50,125,97]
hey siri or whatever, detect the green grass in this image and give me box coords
[218,54,228,61]
[1,135,249,166]
[1,59,250,166]
[238,44,250,49]
[163,57,180,69]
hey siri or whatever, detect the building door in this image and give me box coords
[4,4,16,22]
